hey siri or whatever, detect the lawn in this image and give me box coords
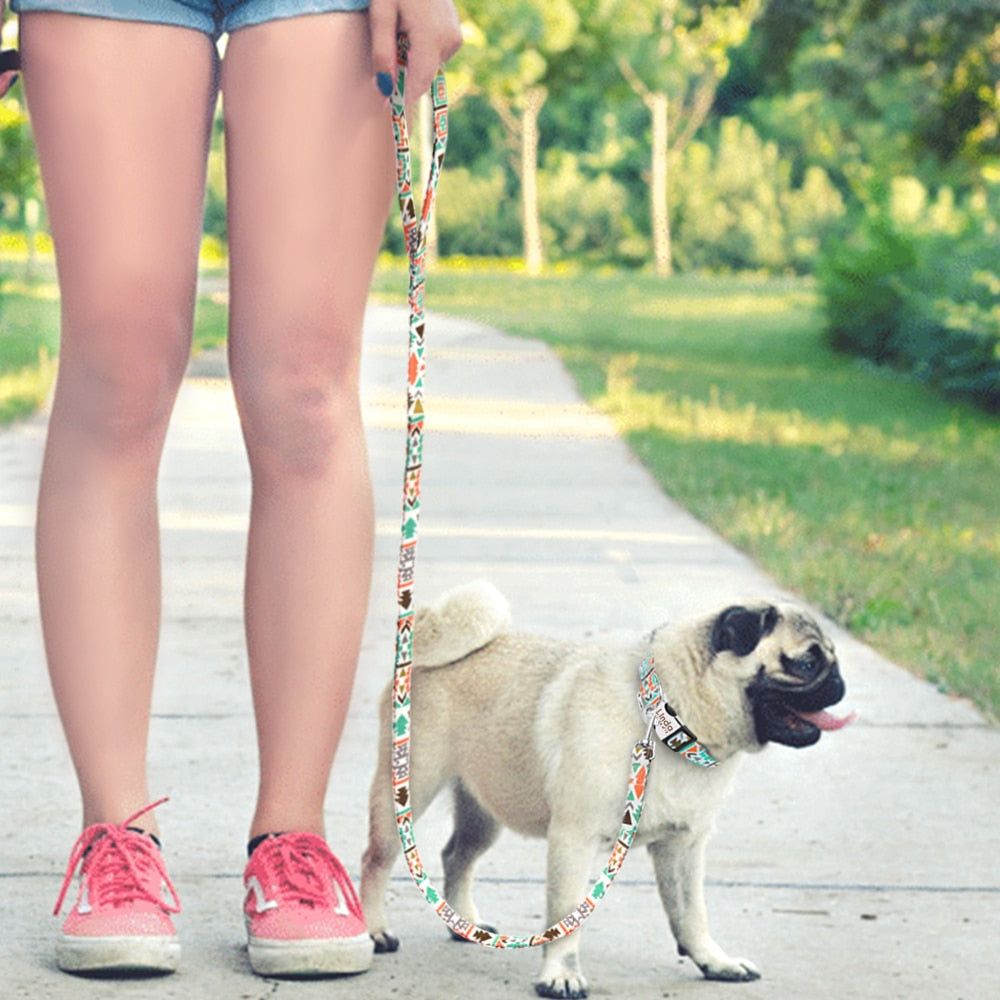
[372,263,1000,722]
[4,261,997,721]
[0,274,228,425]
[0,278,60,424]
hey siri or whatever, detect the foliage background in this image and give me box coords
[5,2,998,392]
[1,0,999,715]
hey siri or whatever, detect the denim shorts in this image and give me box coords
[11,0,370,40]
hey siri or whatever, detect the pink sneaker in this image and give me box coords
[243,832,373,976]
[53,802,181,975]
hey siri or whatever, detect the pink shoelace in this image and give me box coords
[53,798,181,916]
[251,833,362,915]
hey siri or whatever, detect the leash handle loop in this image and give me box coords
[388,36,650,948]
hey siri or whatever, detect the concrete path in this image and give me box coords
[0,303,996,1000]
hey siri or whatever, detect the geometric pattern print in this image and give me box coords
[637,657,718,768]
[389,37,652,949]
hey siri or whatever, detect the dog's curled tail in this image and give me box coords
[413,580,511,668]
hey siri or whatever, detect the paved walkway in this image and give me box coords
[0,303,996,999]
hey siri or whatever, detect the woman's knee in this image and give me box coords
[233,360,363,480]
[56,274,194,450]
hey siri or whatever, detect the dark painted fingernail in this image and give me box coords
[5,74,18,90]
[376,72,393,97]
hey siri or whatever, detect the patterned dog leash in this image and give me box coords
[388,39,655,948]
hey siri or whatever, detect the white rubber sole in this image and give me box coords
[247,933,374,977]
[55,934,180,975]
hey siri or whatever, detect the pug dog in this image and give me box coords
[361,581,852,998]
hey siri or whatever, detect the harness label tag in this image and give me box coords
[637,656,718,768]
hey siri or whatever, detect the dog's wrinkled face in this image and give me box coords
[711,604,851,748]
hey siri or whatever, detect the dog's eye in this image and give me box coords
[780,645,825,683]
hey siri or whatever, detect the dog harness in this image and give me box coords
[638,657,718,767]
[388,39,712,949]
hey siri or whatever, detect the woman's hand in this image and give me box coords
[1,0,20,98]
[369,0,462,102]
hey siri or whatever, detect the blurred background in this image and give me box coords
[2,1,998,721]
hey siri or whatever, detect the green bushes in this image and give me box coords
[539,151,642,264]
[427,157,641,265]
[819,176,1000,412]
[671,118,845,274]
[402,115,846,273]
[0,93,39,236]
[435,166,522,258]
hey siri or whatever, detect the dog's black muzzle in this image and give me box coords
[746,653,847,748]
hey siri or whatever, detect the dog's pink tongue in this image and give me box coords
[795,708,857,731]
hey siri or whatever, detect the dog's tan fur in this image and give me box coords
[362,581,843,997]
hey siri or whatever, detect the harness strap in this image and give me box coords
[638,656,718,767]
[388,37,653,948]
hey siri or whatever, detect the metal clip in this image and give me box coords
[637,717,657,759]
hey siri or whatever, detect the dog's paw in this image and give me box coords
[698,957,761,982]
[534,975,589,999]
[370,930,400,954]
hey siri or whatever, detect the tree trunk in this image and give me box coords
[649,91,672,277]
[521,85,547,276]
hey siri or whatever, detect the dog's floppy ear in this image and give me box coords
[711,605,779,657]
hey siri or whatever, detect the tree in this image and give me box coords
[458,0,580,274]
[743,0,1000,187]
[0,89,42,280]
[831,0,1000,171]
[598,0,762,275]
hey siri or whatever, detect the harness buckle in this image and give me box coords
[637,718,657,758]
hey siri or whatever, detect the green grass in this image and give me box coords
[6,261,998,720]
[0,280,60,424]
[0,276,228,427]
[372,262,1000,722]
[192,292,228,354]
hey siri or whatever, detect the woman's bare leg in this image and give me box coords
[221,13,394,841]
[23,13,216,832]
